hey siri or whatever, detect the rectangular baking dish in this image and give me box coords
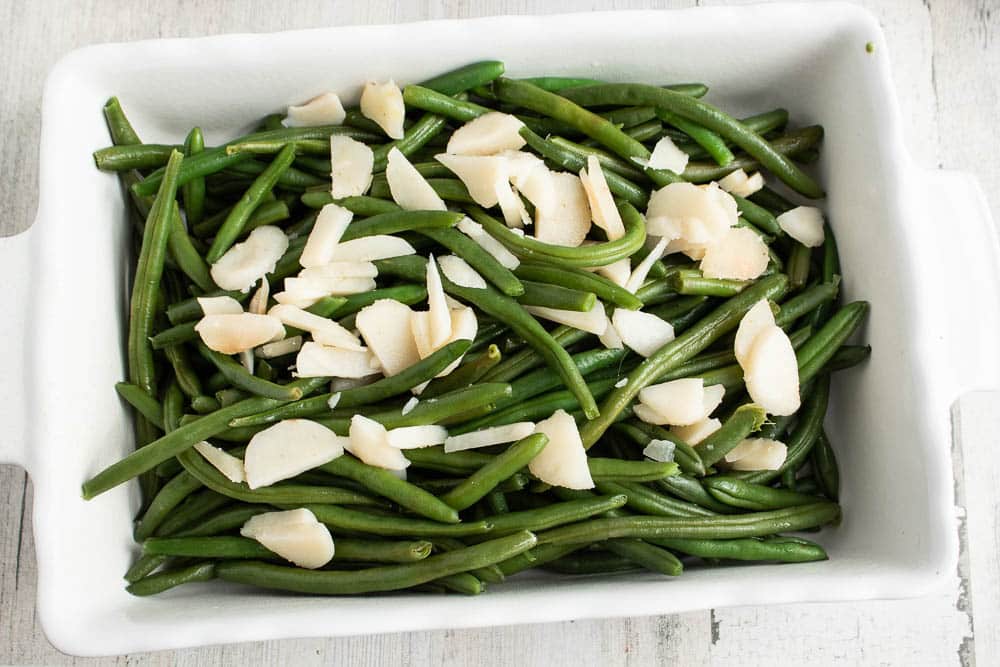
[2,2,998,656]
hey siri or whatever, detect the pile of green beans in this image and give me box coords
[90,60,867,598]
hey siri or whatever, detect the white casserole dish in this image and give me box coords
[2,2,999,656]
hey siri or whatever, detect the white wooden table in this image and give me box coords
[2,1,998,663]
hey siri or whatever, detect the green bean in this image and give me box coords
[144,535,274,560]
[215,388,250,408]
[439,271,598,420]
[320,455,460,523]
[495,78,650,164]
[165,290,247,324]
[561,84,823,198]
[810,225,842,329]
[696,404,767,467]
[601,105,658,128]
[588,458,678,483]
[597,480,715,518]
[732,195,781,236]
[215,530,534,595]
[704,477,821,511]
[469,201,645,269]
[786,242,811,290]
[657,325,811,384]
[171,504,270,537]
[514,262,643,310]
[420,226,525,296]
[312,382,512,435]
[797,302,869,383]
[739,375,830,485]
[93,144,179,171]
[128,150,183,399]
[481,325,587,383]
[102,96,142,146]
[681,126,824,183]
[307,504,494,538]
[369,176,474,204]
[127,562,216,596]
[134,126,365,197]
[518,76,605,92]
[519,127,649,208]
[193,196,285,237]
[668,269,749,297]
[340,209,462,241]
[494,347,628,411]
[149,321,197,349]
[231,340,471,427]
[452,378,617,434]
[497,543,578,576]
[544,551,639,575]
[372,112,449,172]
[536,502,840,545]
[401,446,492,475]
[161,380,185,434]
[420,60,505,95]
[167,204,215,292]
[133,470,202,541]
[579,273,788,449]
[83,377,327,498]
[421,344,501,399]
[402,84,490,122]
[548,136,646,180]
[775,277,840,328]
[153,488,231,537]
[226,138,331,156]
[331,285,428,322]
[654,475,736,514]
[626,120,665,143]
[177,445,383,507]
[195,342,301,401]
[441,434,549,511]
[604,538,684,576]
[614,421,706,477]
[651,536,827,563]
[807,432,839,501]
[205,144,296,262]
[115,382,164,430]
[124,554,169,583]
[516,280,597,312]
[181,127,206,224]
[655,108,734,166]
[435,573,485,595]
[484,495,628,535]
[486,491,510,515]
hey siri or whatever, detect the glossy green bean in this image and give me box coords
[133,470,202,541]
[206,143,296,262]
[656,108,734,166]
[306,504,495,538]
[810,431,840,501]
[519,127,649,208]
[536,502,840,545]
[231,340,471,427]
[775,277,840,328]
[124,554,169,583]
[421,61,505,95]
[681,126,824,183]
[494,347,628,412]
[421,344,501,399]
[127,562,216,596]
[516,280,597,312]
[133,125,364,197]
[83,377,327,498]
[102,96,142,146]
[579,274,788,449]
[484,495,628,535]
[696,404,767,467]
[604,538,684,576]
[668,269,748,297]
[372,112,449,172]
[588,458,679,483]
[171,504,270,537]
[215,530,534,595]
[182,127,206,224]
[469,201,645,269]
[115,382,164,430]
[341,209,462,241]
[651,535,827,563]
[128,149,184,398]
[547,136,646,180]
[796,302,870,384]
[596,480,715,518]
[514,262,643,310]
[614,421,706,477]
[704,477,821,511]
[420,226,525,296]
[654,475,736,514]
[93,144,179,171]
[561,84,823,198]
[196,342,301,401]
[441,434,549,511]
[320,455,460,523]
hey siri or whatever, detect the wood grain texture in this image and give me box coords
[1,0,997,664]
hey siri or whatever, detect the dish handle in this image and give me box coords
[917,169,1000,401]
[0,224,36,471]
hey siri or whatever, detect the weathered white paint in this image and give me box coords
[1,0,997,664]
